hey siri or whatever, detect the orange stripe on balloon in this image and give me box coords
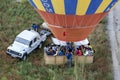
[36,9,108,42]
[37,9,108,27]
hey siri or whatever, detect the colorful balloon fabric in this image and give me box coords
[29,0,119,42]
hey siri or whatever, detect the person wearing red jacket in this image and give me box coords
[76,48,83,56]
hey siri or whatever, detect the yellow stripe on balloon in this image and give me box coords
[33,0,45,11]
[76,0,91,15]
[51,0,65,14]
[95,0,112,13]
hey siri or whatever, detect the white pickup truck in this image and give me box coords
[6,29,50,60]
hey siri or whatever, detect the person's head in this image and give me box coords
[87,47,91,50]
[66,42,70,45]
[47,44,50,46]
[69,49,72,52]
[77,48,79,50]
[49,47,52,49]
[88,43,90,45]
[67,42,69,44]
[33,23,35,26]
[85,47,90,50]
[79,48,81,50]
[58,45,60,47]
[81,45,85,49]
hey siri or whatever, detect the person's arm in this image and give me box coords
[53,51,58,56]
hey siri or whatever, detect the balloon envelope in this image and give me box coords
[29,0,118,42]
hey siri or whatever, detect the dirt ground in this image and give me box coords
[107,2,120,80]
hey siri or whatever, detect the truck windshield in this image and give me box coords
[15,37,30,46]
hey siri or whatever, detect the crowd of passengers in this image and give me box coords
[44,42,94,56]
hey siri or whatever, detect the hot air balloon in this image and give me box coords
[29,0,119,42]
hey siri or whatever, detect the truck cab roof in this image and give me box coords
[17,30,39,41]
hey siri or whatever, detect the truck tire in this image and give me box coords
[21,54,27,61]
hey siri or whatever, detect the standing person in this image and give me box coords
[66,42,71,51]
[32,24,39,31]
[66,50,73,67]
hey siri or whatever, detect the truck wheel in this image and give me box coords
[21,54,27,61]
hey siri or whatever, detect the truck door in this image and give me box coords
[28,37,39,54]
[28,41,33,53]
[32,37,38,49]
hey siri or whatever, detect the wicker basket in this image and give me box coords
[44,53,93,65]
[73,56,93,63]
